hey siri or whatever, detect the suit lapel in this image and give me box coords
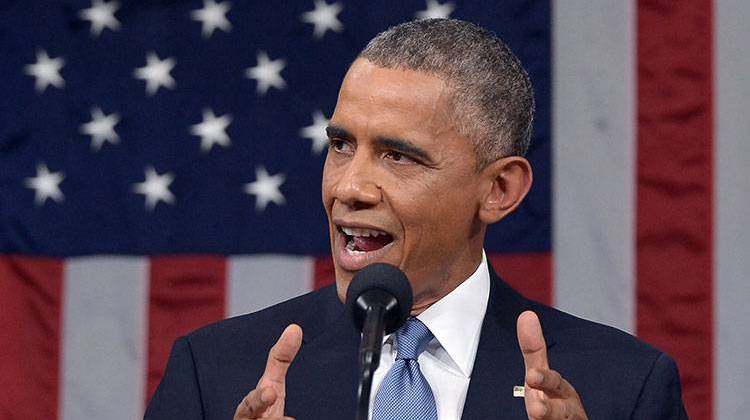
[285,286,361,419]
[461,267,555,419]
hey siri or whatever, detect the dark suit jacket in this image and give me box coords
[145,268,687,419]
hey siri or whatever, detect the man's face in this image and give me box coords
[323,58,487,311]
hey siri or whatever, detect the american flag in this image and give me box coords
[0,1,747,419]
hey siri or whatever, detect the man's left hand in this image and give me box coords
[517,311,588,420]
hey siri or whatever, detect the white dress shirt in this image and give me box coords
[368,252,491,420]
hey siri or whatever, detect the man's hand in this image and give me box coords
[517,311,588,420]
[234,324,303,420]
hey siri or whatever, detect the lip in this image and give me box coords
[332,218,393,234]
[332,219,396,272]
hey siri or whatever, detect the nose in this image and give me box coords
[332,154,381,209]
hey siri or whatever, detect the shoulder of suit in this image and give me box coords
[184,284,340,349]
[530,301,664,360]
[489,273,663,359]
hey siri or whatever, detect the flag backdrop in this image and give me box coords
[1,0,748,419]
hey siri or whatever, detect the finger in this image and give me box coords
[261,324,303,385]
[526,397,573,420]
[517,310,549,371]
[234,387,277,419]
[526,368,576,399]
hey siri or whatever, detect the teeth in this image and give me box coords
[346,247,365,256]
[341,226,386,238]
[345,240,364,255]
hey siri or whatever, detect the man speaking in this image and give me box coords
[145,19,686,420]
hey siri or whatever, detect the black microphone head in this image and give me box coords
[345,263,413,335]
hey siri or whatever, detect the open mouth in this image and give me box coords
[337,225,394,255]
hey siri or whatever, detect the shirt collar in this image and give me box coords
[416,251,490,378]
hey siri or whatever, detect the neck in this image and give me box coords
[409,249,484,316]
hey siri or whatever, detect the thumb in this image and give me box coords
[517,310,548,372]
[261,324,303,385]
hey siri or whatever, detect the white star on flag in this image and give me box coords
[78,0,121,37]
[415,0,455,19]
[24,50,65,93]
[244,166,286,211]
[80,107,121,151]
[300,110,330,155]
[190,109,232,152]
[245,51,286,95]
[191,0,232,38]
[301,0,344,39]
[132,166,176,211]
[134,52,176,96]
[24,163,65,206]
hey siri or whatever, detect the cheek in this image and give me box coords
[407,182,477,240]
[409,170,476,209]
[396,195,446,252]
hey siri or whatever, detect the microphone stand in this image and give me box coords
[355,303,387,420]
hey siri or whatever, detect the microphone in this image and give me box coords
[345,263,413,420]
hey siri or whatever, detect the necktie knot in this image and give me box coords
[395,318,433,361]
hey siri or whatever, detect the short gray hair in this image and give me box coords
[359,18,534,169]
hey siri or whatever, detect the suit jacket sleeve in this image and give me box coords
[144,337,205,420]
[630,352,688,419]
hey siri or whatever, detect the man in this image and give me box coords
[145,19,686,420]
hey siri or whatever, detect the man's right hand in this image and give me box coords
[234,324,303,420]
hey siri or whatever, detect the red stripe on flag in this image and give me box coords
[488,252,552,305]
[0,256,63,420]
[637,1,714,419]
[146,256,226,403]
[313,256,336,289]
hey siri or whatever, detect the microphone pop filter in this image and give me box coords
[345,263,413,334]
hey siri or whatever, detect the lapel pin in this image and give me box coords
[513,385,525,398]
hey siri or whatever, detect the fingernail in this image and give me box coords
[260,389,270,404]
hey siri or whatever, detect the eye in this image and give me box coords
[329,138,354,155]
[384,150,416,164]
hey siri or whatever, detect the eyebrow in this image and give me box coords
[325,124,434,164]
[325,124,352,140]
[375,137,434,163]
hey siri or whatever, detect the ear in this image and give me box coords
[478,156,533,225]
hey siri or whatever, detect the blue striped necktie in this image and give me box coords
[372,318,438,420]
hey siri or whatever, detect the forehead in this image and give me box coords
[332,58,455,136]
[340,58,448,97]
